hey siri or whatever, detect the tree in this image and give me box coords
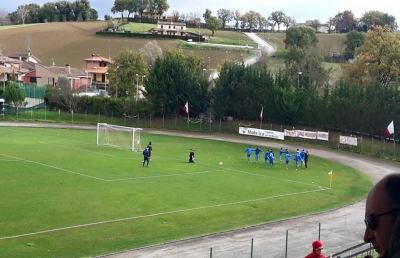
[217,9,232,29]
[16,5,29,24]
[327,17,335,33]
[145,49,209,116]
[344,30,366,60]
[206,16,220,36]
[172,10,179,22]
[153,0,169,19]
[269,11,287,32]
[284,26,318,49]
[361,10,397,30]
[282,16,296,29]
[137,0,149,21]
[107,50,148,98]
[242,11,259,31]
[112,0,128,21]
[333,10,356,33]
[284,27,328,89]
[4,82,25,112]
[307,19,321,32]
[344,26,400,87]
[233,10,241,30]
[203,8,212,21]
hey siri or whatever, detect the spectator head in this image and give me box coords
[312,240,324,253]
[363,174,400,257]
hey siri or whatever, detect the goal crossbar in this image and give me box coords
[97,123,142,152]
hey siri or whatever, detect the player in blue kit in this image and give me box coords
[294,149,301,171]
[254,146,263,163]
[269,149,275,168]
[285,149,291,169]
[245,146,254,162]
[279,147,284,163]
[264,149,270,168]
[300,149,305,168]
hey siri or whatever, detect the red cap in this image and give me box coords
[312,240,324,250]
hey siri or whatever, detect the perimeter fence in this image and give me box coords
[1,107,398,162]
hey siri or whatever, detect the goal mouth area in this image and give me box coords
[97,123,143,152]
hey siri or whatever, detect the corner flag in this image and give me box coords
[260,106,263,121]
[328,170,333,175]
[384,120,394,138]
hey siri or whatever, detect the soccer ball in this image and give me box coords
[219,162,223,165]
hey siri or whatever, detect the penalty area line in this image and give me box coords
[107,169,226,182]
[0,188,329,241]
[0,153,107,182]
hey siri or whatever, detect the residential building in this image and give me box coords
[84,54,113,89]
[153,21,187,36]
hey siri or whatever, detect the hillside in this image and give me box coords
[0,22,245,69]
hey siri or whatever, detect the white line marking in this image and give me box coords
[0,153,227,182]
[107,169,225,182]
[0,188,328,241]
[229,168,325,188]
[0,153,107,181]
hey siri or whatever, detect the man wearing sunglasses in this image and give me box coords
[364,174,400,258]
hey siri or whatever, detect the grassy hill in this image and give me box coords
[0,22,245,69]
[257,32,346,55]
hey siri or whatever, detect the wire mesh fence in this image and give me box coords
[2,107,398,162]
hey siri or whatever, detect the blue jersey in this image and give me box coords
[294,152,301,163]
[279,148,284,158]
[285,152,291,162]
[269,152,275,164]
[264,151,270,160]
[245,148,254,157]
[255,147,263,156]
[300,150,305,160]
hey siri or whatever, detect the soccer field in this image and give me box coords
[0,127,371,258]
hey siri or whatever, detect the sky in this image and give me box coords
[1,0,400,24]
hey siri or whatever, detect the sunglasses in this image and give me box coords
[364,209,399,230]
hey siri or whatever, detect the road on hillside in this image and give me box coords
[2,123,397,257]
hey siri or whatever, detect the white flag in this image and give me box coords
[183,101,189,114]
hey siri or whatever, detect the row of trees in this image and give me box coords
[7,0,98,25]
[44,25,399,136]
[174,8,397,35]
[111,0,169,21]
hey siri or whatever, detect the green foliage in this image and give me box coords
[269,11,288,32]
[217,9,233,29]
[344,26,400,87]
[344,30,366,59]
[285,27,318,49]
[206,16,221,36]
[333,10,356,33]
[212,63,285,121]
[4,82,25,111]
[107,50,148,98]
[360,11,397,31]
[8,0,97,24]
[145,49,209,116]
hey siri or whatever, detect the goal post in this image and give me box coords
[97,123,142,151]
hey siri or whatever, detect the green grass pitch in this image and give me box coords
[0,127,371,258]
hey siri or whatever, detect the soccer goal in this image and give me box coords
[97,123,142,152]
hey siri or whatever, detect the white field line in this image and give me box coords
[0,188,329,241]
[229,168,326,189]
[0,153,107,181]
[38,141,134,160]
[0,153,227,182]
[107,169,225,182]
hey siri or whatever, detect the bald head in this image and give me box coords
[364,173,400,257]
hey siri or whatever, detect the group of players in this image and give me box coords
[245,146,309,171]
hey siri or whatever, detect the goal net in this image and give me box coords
[97,123,142,151]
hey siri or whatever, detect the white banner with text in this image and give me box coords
[340,136,358,146]
[239,127,285,140]
[284,129,329,141]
